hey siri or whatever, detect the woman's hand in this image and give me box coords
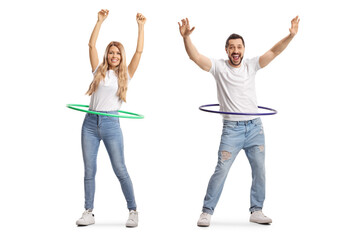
[98,9,109,23]
[136,13,146,25]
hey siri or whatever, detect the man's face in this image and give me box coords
[226,39,245,67]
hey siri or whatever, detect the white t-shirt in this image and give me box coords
[209,57,261,121]
[89,66,131,111]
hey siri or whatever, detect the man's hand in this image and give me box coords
[289,16,300,37]
[178,18,195,37]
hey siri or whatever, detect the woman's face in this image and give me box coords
[107,46,121,69]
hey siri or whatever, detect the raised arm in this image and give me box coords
[178,18,212,72]
[128,13,146,79]
[89,9,109,72]
[259,16,300,68]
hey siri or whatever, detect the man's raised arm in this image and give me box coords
[259,16,300,68]
[178,18,212,72]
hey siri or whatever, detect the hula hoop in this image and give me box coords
[66,104,144,119]
[199,104,277,116]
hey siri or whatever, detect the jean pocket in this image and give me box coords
[253,118,262,126]
[105,115,119,123]
[85,112,95,120]
[223,121,236,128]
[222,124,237,137]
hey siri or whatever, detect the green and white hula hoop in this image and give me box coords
[66,104,144,119]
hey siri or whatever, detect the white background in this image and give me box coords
[1,0,359,239]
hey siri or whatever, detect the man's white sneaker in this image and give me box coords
[197,212,211,227]
[249,210,272,224]
[76,210,95,226]
[126,210,138,228]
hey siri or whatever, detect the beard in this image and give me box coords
[228,54,243,66]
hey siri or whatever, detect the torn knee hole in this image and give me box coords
[221,151,231,162]
[258,145,265,152]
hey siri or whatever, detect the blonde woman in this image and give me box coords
[76,9,146,227]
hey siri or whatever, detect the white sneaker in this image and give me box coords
[126,210,138,228]
[250,210,272,224]
[197,212,211,227]
[76,210,95,226]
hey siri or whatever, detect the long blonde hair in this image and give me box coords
[86,41,128,102]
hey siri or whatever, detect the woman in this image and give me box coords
[76,9,146,227]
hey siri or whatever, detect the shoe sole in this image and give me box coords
[197,222,210,227]
[250,219,272,224]
[197,224,210,227]
[126,224,138,228]
[76,222,95,226]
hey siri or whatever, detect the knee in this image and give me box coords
[84,167,96,180]
[220,150,232,162]
[114,167,130,180]
[248,146,265,164]
[252,164,266,180]
[215,151,233,173]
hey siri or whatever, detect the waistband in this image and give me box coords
[87,109,119,116]
[88,109,119,113]
[223,117,261,125]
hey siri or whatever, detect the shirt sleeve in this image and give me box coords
[209,58,217,76]
[249,56,261,73]
[92,65,100,75]
[127,71,131,83]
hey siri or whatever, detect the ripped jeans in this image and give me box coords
[202,118,266,215]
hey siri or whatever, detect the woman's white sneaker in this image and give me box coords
[197,212,211,227]
[249,210,272,224]
[76,210,95,226]
[126,210,138,228]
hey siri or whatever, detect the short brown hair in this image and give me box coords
[225,34,245,48]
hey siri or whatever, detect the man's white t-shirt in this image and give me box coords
[89,67,131,111]
[209,57,261,121]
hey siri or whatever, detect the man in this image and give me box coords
[178,16,299,226]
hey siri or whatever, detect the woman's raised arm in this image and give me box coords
[128,13,146,78]
[89,9,109,72]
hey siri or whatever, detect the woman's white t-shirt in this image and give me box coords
[89,67,131,111]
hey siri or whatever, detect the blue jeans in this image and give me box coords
[202,118,266,214]
[81,112,137,211]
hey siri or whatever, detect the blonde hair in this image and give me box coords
[86,41,128,102]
